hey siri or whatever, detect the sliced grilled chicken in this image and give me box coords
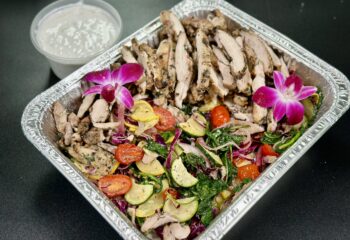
[192,30,212,101]
[252,63,267,124]
[279,57,290,77]
[156,39,175,93]
[174,32,194,108]
[53,101,67,134]
[121,45,147,93]
[215,29,246,79]
[77,94,95,118]
[212,45,235,90]
[236,69,253,95]
[139,43,163,91]
[194,30,228,101]
[90,99,109,123]
[240,31,273,75]
[262,41,281,68]
[160,10,192,51]
[141,213,178,232]
[121,46,137,63]
[267,109,277,132]
[207,9,227,30]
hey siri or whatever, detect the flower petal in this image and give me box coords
[112,63,144,85]
[83,85,103,95]
[273,101,287,122]
[273,71,285,92]
[252,86,279,108]
[101,84,116,102]
[285,74,303,95]
[116,86,134,109]
[297,86,317,100]
[84,69,112,85]
[286,101,304,125]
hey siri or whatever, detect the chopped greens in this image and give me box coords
[206,127,244,151]
[261,132,283,145]
[144,140,168,158]
[182,153,206,171]
[233,178,252,193]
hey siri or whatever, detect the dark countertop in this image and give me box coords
[1,0,349,239]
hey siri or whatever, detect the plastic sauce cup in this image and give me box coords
[30,0,122,79]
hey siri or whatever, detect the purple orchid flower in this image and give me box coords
[253,71,317,125]
[83,63,143,109]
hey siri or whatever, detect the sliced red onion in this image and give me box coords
[232,145,258,158]
[188,217,206,240]
[111,133,129,145]
[197,137,241,151]
[255,145,263,167]
[111,198,128,214]
[165,128,181,169]
[155,134,166,146]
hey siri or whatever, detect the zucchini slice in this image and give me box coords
[125,179,154,205]
[171,158,198,187]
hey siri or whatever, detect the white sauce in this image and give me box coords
[37,3,118,59]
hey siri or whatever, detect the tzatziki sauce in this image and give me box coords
[36,3,119,59]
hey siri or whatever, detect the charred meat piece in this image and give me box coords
[77,116,91,135]
[174,32,194,108]
[83,127,105,145]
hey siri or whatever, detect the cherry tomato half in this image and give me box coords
[237,164,260,181]
[115,143,144,165]
[210,105,230,128]
[261,144,279,157]
[153,107,176,131]
[162,188,179,200]
[98,174,132,197]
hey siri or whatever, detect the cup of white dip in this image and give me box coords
[30,0,122,79]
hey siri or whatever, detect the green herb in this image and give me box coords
[206,127,244,151]
[221,146,236,184]
[274,129,303,153]
[144,140,168,158]
[181,104,193,115]
[261,132,282,145]
[182,153,206,170]
[189,173,228,226]
[160,131,174,143]
[233,178,252,193]
[197,198,213,226]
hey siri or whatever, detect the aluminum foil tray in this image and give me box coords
[21,0,350,239]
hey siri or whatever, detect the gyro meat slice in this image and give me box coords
[240,31,273,75]
[174,32,194,108]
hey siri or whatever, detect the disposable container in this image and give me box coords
[30,0,122,79]
[22,0,350,239]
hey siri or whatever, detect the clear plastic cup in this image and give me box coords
[30,0,122,79]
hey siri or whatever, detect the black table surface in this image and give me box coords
[1,0,349,239]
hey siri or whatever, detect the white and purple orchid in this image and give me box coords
[84,63,143,109]
[253,71,317,125]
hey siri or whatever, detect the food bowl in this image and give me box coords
[30,0,122,79]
